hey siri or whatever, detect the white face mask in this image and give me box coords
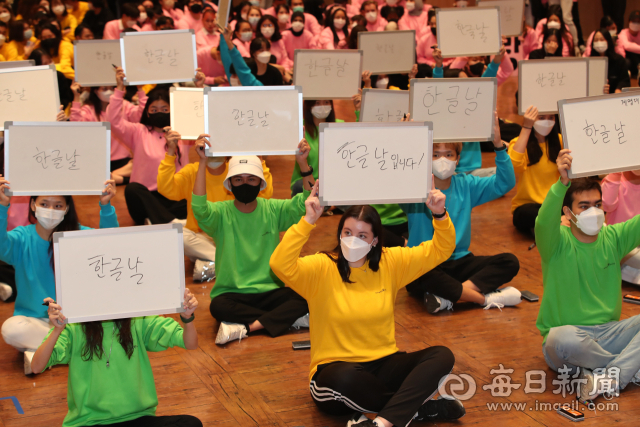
[248,16,260,26]
[533,119,555,136]
[261,26,274,37]
[593,41,608,53]
[547,21,561,30]
[79,90,90,103]
[291,21,304,32]
[126,19,137,28]
[52,5,65,15]
[432,157,457,180]
[24,29,33,39]
[277,14,289,24]
[256,51,271,63]
[0,34,5,46]
[455,1,467,7]
[97,89,113,102]
[311,105,331,119]
[35,206,67,230]
[630,22,640,32]
[230,76,241,86]
[240,31,253,42]
[365,11,377,23]
[609,29,617,38]
[139,12,147,22]
[207,157,226,169]
[241,12,247,20]
[570,206,605,236]
[0,12,10,22]
[340,235,374,263]
[333,18,346,29]
[405,2,415,11]
[376,77,389,88]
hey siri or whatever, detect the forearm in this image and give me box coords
[512,128,531,153]
[31,329,62,373]
[181,322,198,350]
[193,160,207,196]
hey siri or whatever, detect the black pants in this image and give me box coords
[124,182,187,226]
[405,253,520,303]
[0,260,17,302]
[513,203,541,235]
[625,51,640,78]
[311,346,455,427]
[602,0,627,37]
[80,415,202,427]
[209,287,309,337]
[382,222,408,248]
[571,2,585,46]
[530,0,545,26]
[110,157,131,172]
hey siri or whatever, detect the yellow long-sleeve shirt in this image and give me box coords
[0,38,39,61]
[59,14,78,42]
[53,39,75,80]
[508,135,563,213]
[269,216,456,382]
[68,1,89,24]
[157,155,274,233]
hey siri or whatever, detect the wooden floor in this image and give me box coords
[1,75,640,427]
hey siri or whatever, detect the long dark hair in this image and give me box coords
[526,115,561,166]
[589,28,616,58]
[232,0,251,21]
[348,24,366,49]
[545,5,572,52]
[39,23,61,57]
[139,88,181,164]
[541,28,563,57]
[256,14,282,42]
[9,20,25,43]
[249,36,271,57]
[303,100,335,139]
[28,195,79,265]
[233,19,251,40]
[327,7,349,47]
[87,88,105,118]
[321,206,383,283]
[81,319,135,361]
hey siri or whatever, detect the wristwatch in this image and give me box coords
[300,165,314,177]
[494,143,507,151]
[180,313,195,323]
[432,207,447,219]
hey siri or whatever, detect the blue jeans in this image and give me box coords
[542,314,640,389]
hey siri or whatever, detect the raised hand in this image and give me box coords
[164,127,181,155]
[0,175,12,207]
[304,181,323,225]
[295,138,311,165]
[194,67,206,88]
[352,88,362,110]
[492,111,503,148]
[182,288,198,317]
[493,44,506,64]
[523,105,538,129]
[195,133,212,160]
[45,297,66,331]
[408,64,418,80]
[115,67,126,91]
[426,177,446,217]
[362,70,372,89]
[100,179,117,205]
[56,105,66,121]
[432,46,443,69]
[556,149,573,186]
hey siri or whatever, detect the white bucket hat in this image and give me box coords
[223,155,267,191]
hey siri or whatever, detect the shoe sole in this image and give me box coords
[215,326,231,345]
[424,294,440,314]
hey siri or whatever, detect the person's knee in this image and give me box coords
[124,182,145,198]
[498,253,520,277]
[427,346,456,373]
[546,325,587,362]
[179,415,203,427]
[209,296,231,320]
[316,363,364,394]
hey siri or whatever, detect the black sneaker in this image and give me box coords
[423,293,453,314]
[347,412,368,426]
[415,396,466,421]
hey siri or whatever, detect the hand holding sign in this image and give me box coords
[99,179,117,206]
[115,66,126,91]
[0,175,11,207]
[195,134,212,160]
[304,181,323,225]
[44,297,66,330]
[164,127,181,155]
[556,149,573,186]
[182,288,198,317]
[295,138,311,165]
[426,177,446,217]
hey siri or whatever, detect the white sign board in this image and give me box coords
[357,30,416,75]
[477,0,525,37]
[518,58,588,115]
[359,89,410,122]
[587,57,608,97]
[622,87,640,92]
[53,224,186,323]
[0,65,60,131]
[74,39,122,86]
[319,122,433,206]
[559,93,640,178]
[293,50,363,100]
[436,7,502,58]
[410,77,497,142]
[0,60,35,69]
[218,0,232,28]
[120,30,197,85]
[3,122,110,196]
[170,87,205,140]
[204,86,302,156]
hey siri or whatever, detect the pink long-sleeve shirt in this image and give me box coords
[398,8,431,40]
[179,11,204,32]
[106,89,192,191]
[365,15,388,32]
[319,26,348,50]
[521,27,539,59]
[448,53,514,85]
[233,38,251,57]
[416,31,454,67]
[325,3,359,18]
[7,197,31,231]
[602,173,640,225]
[197,47,227,84]
[282,29,317,59]
[617,28,640,55]
[266,38,293,69]
[196,28,220,49]
[103,19,141,40]
[534,18,573,56]
[582,31,626,57]
[263,9,322,37]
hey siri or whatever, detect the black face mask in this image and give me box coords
[41,38,59,51]
[431,27,437,36]
[468,62,485,77]
[146,112,170,128]
[231,183,261,204]
[189,3,203,13]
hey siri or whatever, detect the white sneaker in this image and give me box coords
[215,322,248,345]
[0,282,12,301]
[577,368,618,404]
[631,369,640,386]
[424,293,453,314]
[193,259,215,282]
[291,313,309,329]
[24,351,34,375]
[483,287,522,310]
[621,265,640,285]
[346,413,368,426]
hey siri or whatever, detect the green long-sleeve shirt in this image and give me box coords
[191,192,308,298]
[535,179,640,343]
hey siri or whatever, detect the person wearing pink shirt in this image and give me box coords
[247,6,263,32]
[583,16,624,57]
[256,15,293,70]
[521,25,539,59]
[361,0,387,32]
[534,5,574,56]
[416,10,453,69]
[232,20,253,57]
[107,67,200,225]
[263,0,286,17]
[326,0,359,19]
[319,7,350,50]
[448,49,513,85]
[161,0,185,25]
[602,170,640,284]
[353,0,386,11]
[618,11,640,79]
[197,45,228,85]
[228,1,252,30]
[102,3,141,39]
[282,11,317,59]
[196,7,220,49]
[288,0,322,38]
[398,0,430,40]
[275,4,292,34]
[178,0,206,32]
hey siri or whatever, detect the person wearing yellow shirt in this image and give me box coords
[269,182,466,427]
[39,24,74,80]
[66,0,89,24]
[51,0,78,41]
[508,105,563,236]
[1,21,38,61]
[157,129,275,281]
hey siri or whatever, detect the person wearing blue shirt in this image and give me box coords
[0,177,119,375]
[400,117,521,314]
[219,25,264,87]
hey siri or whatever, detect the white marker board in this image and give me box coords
[319,122,433,206]
[477,0,525,37]
[0,65,60,131]
[410,77,497,142]
[218,0,232,28]
[121,30,197,85]
[559,93,640,178]
[622,87,640,92]
[293,50,363,100]
[3,122,110,196]
[357,30,416,75]
[436,7,502,58]
[170,87,205,140]
[53,223,186,323]
[74,39,122,86]
[359,89,410,123]
[518,58,588,115]
[0,60,35,69]
[587,57,608,97]
[204,86,302,156]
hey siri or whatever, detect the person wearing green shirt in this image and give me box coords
[30,290,201,427]
[536,149,640,404]
[192,134,313,345]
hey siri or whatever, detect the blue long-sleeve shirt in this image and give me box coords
[219,39,263,87]
[433,61,500,173]
[400,149,515,260]
[0,202,119,318]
